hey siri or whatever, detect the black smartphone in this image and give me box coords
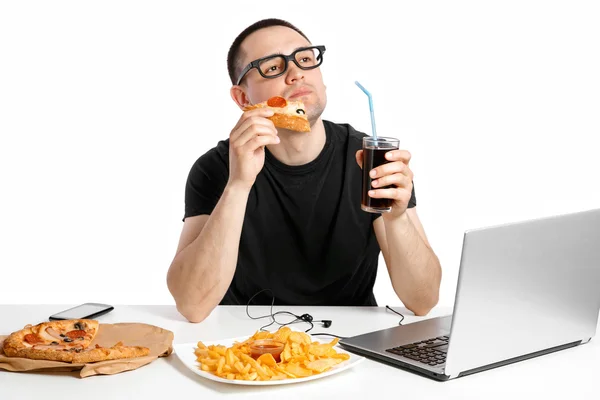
[49,303,114,321]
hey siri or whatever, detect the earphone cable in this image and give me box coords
[245,288,347,338]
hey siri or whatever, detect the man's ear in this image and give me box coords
[230,85,251,110]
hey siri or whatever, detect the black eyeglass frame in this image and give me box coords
[235,45,326,86]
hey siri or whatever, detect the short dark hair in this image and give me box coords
[226,18,311,85]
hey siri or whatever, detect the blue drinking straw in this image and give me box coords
[355,81,378,140]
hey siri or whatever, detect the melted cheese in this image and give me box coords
[276,101,307,117]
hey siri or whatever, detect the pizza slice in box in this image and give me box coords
[243,96,311,132]
[2,319,150,363]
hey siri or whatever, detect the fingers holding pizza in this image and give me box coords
[228,106,280,190]
[227,96,311,191]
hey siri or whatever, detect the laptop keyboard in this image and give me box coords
[385,335,450,367]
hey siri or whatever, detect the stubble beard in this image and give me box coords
[306,96,326,127]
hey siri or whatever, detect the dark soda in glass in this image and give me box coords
[361,137,399,213]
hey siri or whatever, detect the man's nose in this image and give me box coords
[285,61,305,84]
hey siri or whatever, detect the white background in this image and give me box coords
[1,1,598,312]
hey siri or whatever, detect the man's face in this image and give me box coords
[236,26,327,126]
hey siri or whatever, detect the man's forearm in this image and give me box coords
[167,183,250,322]
[383,212,442,316]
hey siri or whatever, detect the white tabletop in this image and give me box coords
[0,304,598,399]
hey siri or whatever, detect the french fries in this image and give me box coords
[194,326,351,381]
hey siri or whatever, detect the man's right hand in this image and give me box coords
[227,108,279,191]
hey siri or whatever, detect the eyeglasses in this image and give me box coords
[235,45,326,86]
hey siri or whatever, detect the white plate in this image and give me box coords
[173,332,365,386]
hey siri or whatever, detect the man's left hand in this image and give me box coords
[356,149,414,218]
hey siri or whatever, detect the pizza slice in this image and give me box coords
[243,96,311,132]
[71,341,150,363]
[2,319,149,363]
[3,319,99,355]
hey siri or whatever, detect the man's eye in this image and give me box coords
[262,65,281,75]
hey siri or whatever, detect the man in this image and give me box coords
[166,18,442,323]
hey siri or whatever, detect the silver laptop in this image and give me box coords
[339,208,600,381]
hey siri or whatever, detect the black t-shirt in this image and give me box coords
[183,119,416,307]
